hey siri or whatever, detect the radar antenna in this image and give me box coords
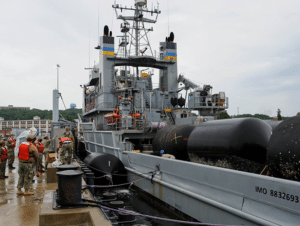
[113,0,161,57]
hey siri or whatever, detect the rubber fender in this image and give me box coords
[188,118,272,164]
[264,120,282,132]
[83,152,127,185]
[78,141,88,161]
[152,124,195,160]
[178,97,185,108]
[267,116,300,181]
[171,97,178,107]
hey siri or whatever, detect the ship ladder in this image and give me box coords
[165,110,175,125]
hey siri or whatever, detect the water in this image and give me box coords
[95,187,198,226]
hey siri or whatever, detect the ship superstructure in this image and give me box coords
[81,0,228,151]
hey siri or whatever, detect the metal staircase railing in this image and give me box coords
[165,111,175,125]
[143,92,155,108]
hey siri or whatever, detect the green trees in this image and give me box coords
[235,114,272,120]
[219,111,231,119]
[0,109,82,122]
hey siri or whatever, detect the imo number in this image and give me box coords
[270,190,299,203]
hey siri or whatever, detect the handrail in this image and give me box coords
[193,96,229,109]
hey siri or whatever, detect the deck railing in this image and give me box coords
[192,96,229,109]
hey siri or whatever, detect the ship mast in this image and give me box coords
[113,0,161,75]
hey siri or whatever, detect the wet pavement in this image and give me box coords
[0,157,111,226]
[0,158,57,226]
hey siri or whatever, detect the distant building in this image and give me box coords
[0,105,30,110]
[0,117,52,137]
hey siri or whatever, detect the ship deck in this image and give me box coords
[0,157,111,226]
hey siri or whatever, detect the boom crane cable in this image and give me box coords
[57,93,67,120]
[60,94,67,110]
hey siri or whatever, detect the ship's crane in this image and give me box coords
[178,74,198,90]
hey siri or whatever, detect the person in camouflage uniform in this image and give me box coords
[63,126,75,157]
[0,140,8,179]
[42,134,58,169]
[6,134,16,169]
[17,135,39,195]
[29,136,37,182]
[59,137,73,165]
[36,137,44,173]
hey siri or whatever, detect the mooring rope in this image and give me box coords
[83,171,158,188]
[93,175,107,179]
[82,161,156,177]
[99,205,238,226]
[58,198,237,226]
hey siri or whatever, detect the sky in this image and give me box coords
[1,0,299,117]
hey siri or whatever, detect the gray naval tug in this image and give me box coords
[78,0,300,225]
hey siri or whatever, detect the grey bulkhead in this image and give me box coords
[83,35,180,127]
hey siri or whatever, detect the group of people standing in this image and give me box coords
[0,134,17,179]
[0,126,75,196]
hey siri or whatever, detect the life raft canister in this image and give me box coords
[104,108,121,124]
[18,142,32,161]
[1,147,8,161]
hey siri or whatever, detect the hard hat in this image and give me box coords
[44,135,49,139]
[27,135,34,140]
[0,140,5,145]
[10,133,15,136]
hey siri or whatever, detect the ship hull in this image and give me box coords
[81,122,300,226]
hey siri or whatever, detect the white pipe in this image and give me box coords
[150,92,152,112]
[141,90,144,113]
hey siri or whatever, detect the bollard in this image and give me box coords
[86,172,95,196]
[110,200,125,208]
[81,167,89,172]
[56,170,84,204]
[84,169,92,174]
[78,164,85,170]
[56,164,79,172]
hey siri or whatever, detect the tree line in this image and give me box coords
[217,112,291,120]
[1,108,296,122]
[0,108,82,122]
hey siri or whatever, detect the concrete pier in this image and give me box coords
[0,157,111,226]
